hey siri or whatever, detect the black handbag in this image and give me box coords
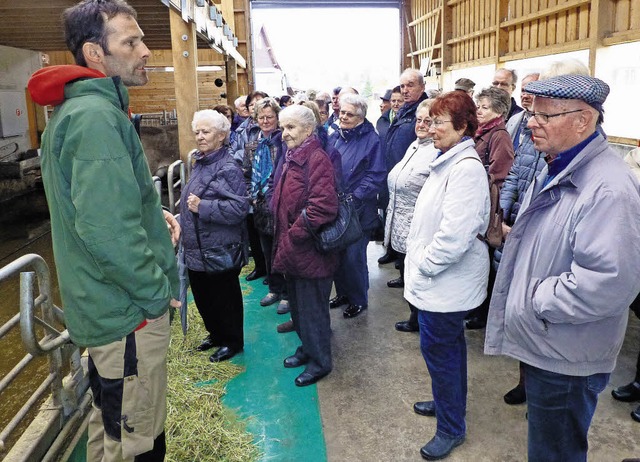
[253,193,274,236]
[302,192,364,254]
[193,214,247,274]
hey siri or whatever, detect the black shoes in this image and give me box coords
[414,400,436,417]
[196,336,218,352]
[504,383,527,405]
[245,269,266,281]
[378,250,396,264]
[420,434,465,460]
[343,304,367,318]
[209,346,241,362]
[260,292,280,307]
[395,320,419,332]
[612,381,640,402]
[295,370,329,387]
[632,405,640,423]
[277,319,294,333]
[284,355,308,368]
[464,316,486,330]
[329,295,349,309]
[387,277,404,288]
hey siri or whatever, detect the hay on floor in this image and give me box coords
[165,278,261,461]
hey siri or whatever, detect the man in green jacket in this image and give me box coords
[27,1,179,460]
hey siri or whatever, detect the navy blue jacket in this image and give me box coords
[499,128,546,225]
[329,119,386,231]
[180,147,250,271]
[383,93,428,172]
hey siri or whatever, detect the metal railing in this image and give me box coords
[167,159,186,215]
[0,254,90,460]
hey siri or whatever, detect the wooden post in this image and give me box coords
[225,56,239,106]
[169,8,199,163]
[588,0,613,74]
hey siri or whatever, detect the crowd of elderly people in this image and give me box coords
[177,68,640,461]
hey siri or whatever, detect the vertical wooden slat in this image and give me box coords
[615,0,631,32]
[578,4,590,40]
[538,0,548,45]
[547,0,557,45]
[631,0,640,30]
[514,0,523,54]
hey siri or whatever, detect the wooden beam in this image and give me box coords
[602,28,640,45]
[169,8,199,162]
[446,26,497,45]
[219,0,236,33]
[499,40,587,60]
[225,56,239,105]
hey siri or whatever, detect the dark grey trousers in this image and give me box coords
[287,276,333,376]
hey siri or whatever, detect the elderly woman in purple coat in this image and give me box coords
[180,109,250,363]
[272,105,339,387]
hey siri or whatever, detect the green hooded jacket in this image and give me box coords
[30,66,179,347]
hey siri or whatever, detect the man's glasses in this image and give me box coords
[526,109,584,125]
[257,115,276,122]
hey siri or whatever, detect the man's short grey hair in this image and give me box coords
[339,93,367,119]
[279,105,317,132]
[400,68,425,85]
[192,109,231,137]
[496,68,518,85]
[476,87,511,118]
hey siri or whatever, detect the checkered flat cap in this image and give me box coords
[525,74,609,106]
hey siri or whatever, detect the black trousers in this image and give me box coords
[287,276,333,376]
[397,252,418,326]
[247,214,266,273]
[188,268,244,350]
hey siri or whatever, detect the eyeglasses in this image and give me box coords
[526,109,584,125]
[429,119,451,127]
[339,110,358,118]
[257,115,276,122]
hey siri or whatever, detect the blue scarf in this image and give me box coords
[251,134,274,198]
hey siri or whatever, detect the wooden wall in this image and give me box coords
[405,0,640,75]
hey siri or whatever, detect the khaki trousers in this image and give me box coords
[86,311,170,462]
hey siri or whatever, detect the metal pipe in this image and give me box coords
[0,373,58,450]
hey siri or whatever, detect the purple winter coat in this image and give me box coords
[180,146,250,271]
[272,135,339,279]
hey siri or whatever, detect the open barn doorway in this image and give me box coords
[250,1,401,124]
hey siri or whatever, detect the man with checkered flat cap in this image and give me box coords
[484,74,640,462]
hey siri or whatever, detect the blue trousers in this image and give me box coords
[333,234,370,306]
[418,310,468,438]
[524,364,609,462]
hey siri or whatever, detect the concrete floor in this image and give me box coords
[319,242,640,462]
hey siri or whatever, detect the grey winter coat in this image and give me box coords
[180,147,250,271]
[485,134,640,376]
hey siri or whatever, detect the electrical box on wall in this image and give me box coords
[0,91,28,138]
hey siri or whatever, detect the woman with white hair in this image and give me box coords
[272,105,339,386]
[180,109,250,363]
[328,93,386,318]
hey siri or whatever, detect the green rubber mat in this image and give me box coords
[224,277,327,462]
